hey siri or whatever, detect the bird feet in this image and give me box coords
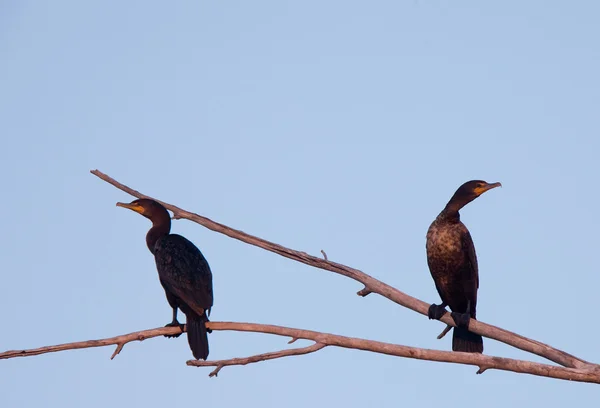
[451,312,471,329]
[428,303,448,320]
[164,320,184,338]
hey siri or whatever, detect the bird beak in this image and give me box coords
[474,182,502,196]
[116,202,145,215]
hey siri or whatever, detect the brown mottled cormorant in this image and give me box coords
[426,180,501,353]
[117,199,213,360]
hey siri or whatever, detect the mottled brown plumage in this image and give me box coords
[426,180,501,353]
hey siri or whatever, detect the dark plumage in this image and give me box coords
[117,199,214,360]
[426,180,501,353]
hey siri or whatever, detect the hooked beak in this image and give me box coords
[116,202,145,215]
[474,182,502,196]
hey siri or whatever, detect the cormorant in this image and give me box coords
[426,180,501,353]
[117,199,213,360]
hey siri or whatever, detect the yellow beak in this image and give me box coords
[116,202,145,214]
[474,182,502,196]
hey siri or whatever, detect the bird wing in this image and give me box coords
[153,234,213,316]
[462,230,479,289]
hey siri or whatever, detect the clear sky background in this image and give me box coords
[1,1,599,406]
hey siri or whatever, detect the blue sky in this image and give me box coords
[1,1,599,406]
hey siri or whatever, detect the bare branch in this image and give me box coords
[90,169,595,371]
[0,326,183,360]
[199,322,600,383]
[188,341,327,377]
[4,321,599,383]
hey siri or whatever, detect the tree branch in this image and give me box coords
[2,322,599,383]
[190,322,600,383]
[0,326,183,360]
[191,341,327,378]
[90,169,595,371]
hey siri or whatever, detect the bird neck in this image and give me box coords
[439,197,467,222]
[443,193,475,216]
[439,207,461,223]
[146,216,171,254]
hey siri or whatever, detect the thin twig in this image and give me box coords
[90,169,594,371]
[188,341,327,377]
[321,250,328,260]
[437,325,452,340]
[110,343,124,360]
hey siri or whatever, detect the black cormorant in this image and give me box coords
[426,180,501,353]
[117,199,213,360]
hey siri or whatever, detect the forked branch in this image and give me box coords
[2,322,599,383]
[189,322,600,383]
[90,169,595,371]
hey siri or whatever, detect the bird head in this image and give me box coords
[445,180,502,212]
[116,198,170,222]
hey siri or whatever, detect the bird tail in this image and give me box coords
[187,312,210,360]
[452,326,483,353]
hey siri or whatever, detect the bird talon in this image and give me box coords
[428,303,447,320]
[451,312,471,329]
[164,321,184,338]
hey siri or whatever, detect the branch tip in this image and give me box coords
[209,365,223,378]
[437,325,452,340]
[320,250,328,260]
[476,366,489,375]
[357,287,372,297]
[288,337,299,344]
[110,343,124,360]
